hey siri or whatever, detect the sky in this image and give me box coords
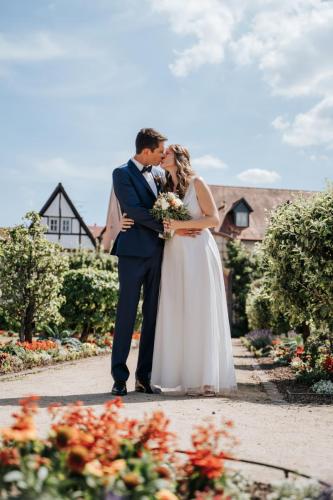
[1,0,332,227]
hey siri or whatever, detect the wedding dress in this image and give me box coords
[151,177,237,395]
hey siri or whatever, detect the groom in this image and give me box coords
[110,128,167,395]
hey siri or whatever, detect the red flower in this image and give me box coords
[295,346,304,355]
[323,356,333,373]
[0,447,20,466]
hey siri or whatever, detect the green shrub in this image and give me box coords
[60,268,118,341]
[225,240,260,336]
[68,249,116,271]
[261,187,333,344]
[246,278,290,335]
[0,212,68,341]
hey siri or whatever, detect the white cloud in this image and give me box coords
[237,168,280,185]
[272,116,290,131]
[150,0,333,151]
[0,32,69,62]
[309,154,328,162]
[281,97,333,148]
[149,0,240,77]
[34,157,114,182]
[192,154,228,170]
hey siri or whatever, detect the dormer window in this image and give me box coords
[231,198,253,228]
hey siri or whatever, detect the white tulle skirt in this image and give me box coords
[151,229,237,395]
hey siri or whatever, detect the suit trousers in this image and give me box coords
[111,249,163,383]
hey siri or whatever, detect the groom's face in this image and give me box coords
[146,141,165,166]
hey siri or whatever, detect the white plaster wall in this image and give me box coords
[43,197,60,216]
[72,219,80,233]
[59,197,75,217]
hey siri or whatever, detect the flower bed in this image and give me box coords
[0,334,113,375]
[0,397,327,499]
[242,331,333,403]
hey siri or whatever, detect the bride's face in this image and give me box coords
[161,147,176,171]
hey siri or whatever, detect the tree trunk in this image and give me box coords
[298,322,311,345]
[80,323,90,342]
[23,301,35,342]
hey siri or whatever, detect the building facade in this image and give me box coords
[39,183,96,250]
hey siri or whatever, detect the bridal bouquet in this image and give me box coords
[150,192,191,239]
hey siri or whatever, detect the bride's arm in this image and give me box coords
[164,178,220,231]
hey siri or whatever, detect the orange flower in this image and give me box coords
[122,472,142,488]
[17,340,57,351]
[103,459,126,476]
[67,446,89,473]
[155,464,172,479]
[155,489,178,500]
[2,415,36,442]
[0,447,20,466]
[54,425,78,449]
[187,449,225,479]
[33,455,50,469]
[84,459,103,477]
[295,346,304,355]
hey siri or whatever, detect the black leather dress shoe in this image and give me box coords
[135,379,161,394]
[111,381,127,396]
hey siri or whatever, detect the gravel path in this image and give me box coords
[0,340,332,484]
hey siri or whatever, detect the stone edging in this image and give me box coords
[250,355,286,404]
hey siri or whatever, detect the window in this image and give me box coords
[62,218,71,233]
[232,199,252,228]
[235,211,249,227]
[49,218,59,233]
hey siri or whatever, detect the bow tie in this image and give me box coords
[141,165,152,174]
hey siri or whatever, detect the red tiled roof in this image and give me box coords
[210,185,316,241]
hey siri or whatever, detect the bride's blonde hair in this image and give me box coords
[165,144,195,199]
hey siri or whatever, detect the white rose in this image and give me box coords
[160,199,170,210]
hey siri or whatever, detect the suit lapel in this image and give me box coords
[127,160,157,199]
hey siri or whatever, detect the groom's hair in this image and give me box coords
[135,128,167,154]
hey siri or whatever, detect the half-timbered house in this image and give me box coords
[39,183,96,250]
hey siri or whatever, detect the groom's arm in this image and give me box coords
[113,168,164,233]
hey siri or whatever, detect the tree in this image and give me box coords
[261,187,333,343]
[0,212,68,342]
[224,240,260,335]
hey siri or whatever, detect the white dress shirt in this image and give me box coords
[131,157,158,197]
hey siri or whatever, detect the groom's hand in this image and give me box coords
[175,228,202,238]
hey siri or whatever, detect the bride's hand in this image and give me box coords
[121,213,134,232]
[163,219,179,232]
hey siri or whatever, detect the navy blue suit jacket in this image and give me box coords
[111,160,165,258]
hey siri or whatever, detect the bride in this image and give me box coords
[124,144,236,396]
